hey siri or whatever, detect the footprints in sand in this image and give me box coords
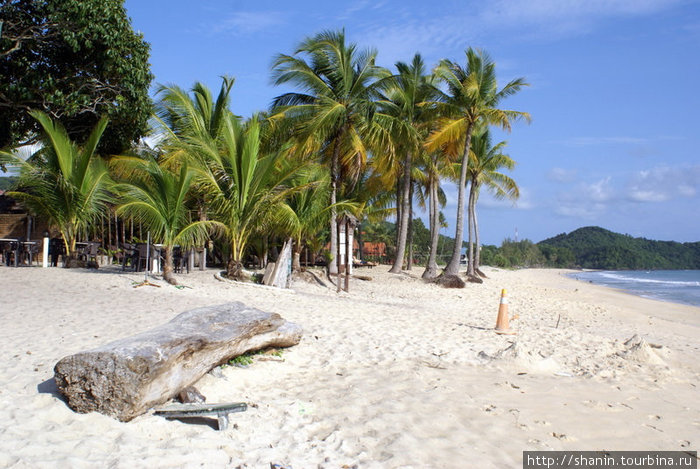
[582,399,634,412]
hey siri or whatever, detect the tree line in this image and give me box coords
[1,1,530,285]
[477,226,700,270]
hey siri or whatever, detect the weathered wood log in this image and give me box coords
[54,302,302,421]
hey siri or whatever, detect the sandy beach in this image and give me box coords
[0,264,697,468]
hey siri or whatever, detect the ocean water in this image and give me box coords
[569,270,700,307]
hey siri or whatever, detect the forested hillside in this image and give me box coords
[537,226,700,270]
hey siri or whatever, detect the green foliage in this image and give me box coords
[538,226,700,270]
[0,111,112,257]
[0,0,153,153]
[0,176,18,190]
[228,348,283,367]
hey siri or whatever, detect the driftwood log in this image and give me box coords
[54,302,302,421]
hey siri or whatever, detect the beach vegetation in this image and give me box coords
[464,129,519,278]
[271,29,387,275]
[2,26,537,283]
[111,155,221,285]
[0,0,153,154]
[373,54,439,274]
[193,115,305,280]
[426,48,530,276]
[0,111,113,261]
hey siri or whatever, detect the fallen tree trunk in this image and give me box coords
[54,302,302,421]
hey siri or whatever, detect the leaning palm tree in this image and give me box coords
[271,29,387,274]
[0,111,112,263]
[466,129,519,277]
[426,48,530,276]
[376,54,438,274]
[112,156,219,285]
[195,114,303,279]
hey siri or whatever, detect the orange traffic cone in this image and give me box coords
[495,289,516,335]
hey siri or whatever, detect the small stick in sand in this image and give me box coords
[555,314,561,328]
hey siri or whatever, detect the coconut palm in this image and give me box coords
[284,164,331,271]
[0,110,112,262]
[466,129,519,277]
[426,48,529,276]
[154,77,236,221]
[194,114,303,279]
[415,149,452,278]
[155,77,235,143]
[375,54,438,274]
[271,29,387,274]
[112,156,219,284]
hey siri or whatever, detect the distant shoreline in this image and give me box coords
[566,269,700,309]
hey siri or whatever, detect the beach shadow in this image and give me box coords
[37,377,68,404]
[162,416,219,430]
[455,322,491,331]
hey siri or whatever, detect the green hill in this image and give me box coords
[538,226,700,270]
[0,176,18,191]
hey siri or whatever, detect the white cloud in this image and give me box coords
[481,0,681,23]
[588,177,615,203]
[625,164,700,203]
[547,167,578,183]
[212,11,285,36]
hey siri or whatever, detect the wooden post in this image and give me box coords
[336,217,342,293]
[344,218,350,292]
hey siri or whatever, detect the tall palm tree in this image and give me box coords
[271,29,387,274]
[376,54,438,274]
[426,48,529,276]
[416,149,452,278]
[194,114,303,279]
[0,111,112,262]
[466,129,519,277]
[112,156,219,285]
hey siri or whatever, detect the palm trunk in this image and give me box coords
[336,215,342,292]
[395,173,402,249]
[473,200,486,277]
[422,173,440,279]
[443,124,473,276]
[356,221,363,262]
[329,136,341,276]
[162,245,177,285]
[292,239,302,272]
[466,178,477,277]
[344,219,351,292]
[407,179,414,270]
[390,154,411,273]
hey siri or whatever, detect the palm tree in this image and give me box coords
[112,156,219,284]
[285,164,332,272]
[271,29,387,274]
[416,149,452,278]
[0,111,112,263]
[376,54,438,274]
[466,129,519,277]
[194,114,303,279]
[154,77,236,221]
[426,48,529,276]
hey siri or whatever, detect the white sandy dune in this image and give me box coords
[0,264,697,468]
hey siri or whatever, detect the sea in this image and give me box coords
[569,270,700,308]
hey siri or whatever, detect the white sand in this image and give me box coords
[0,264,697,468]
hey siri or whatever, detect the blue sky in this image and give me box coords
[124,0,700,244]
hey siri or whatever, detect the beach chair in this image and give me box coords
[154,402,247,430]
